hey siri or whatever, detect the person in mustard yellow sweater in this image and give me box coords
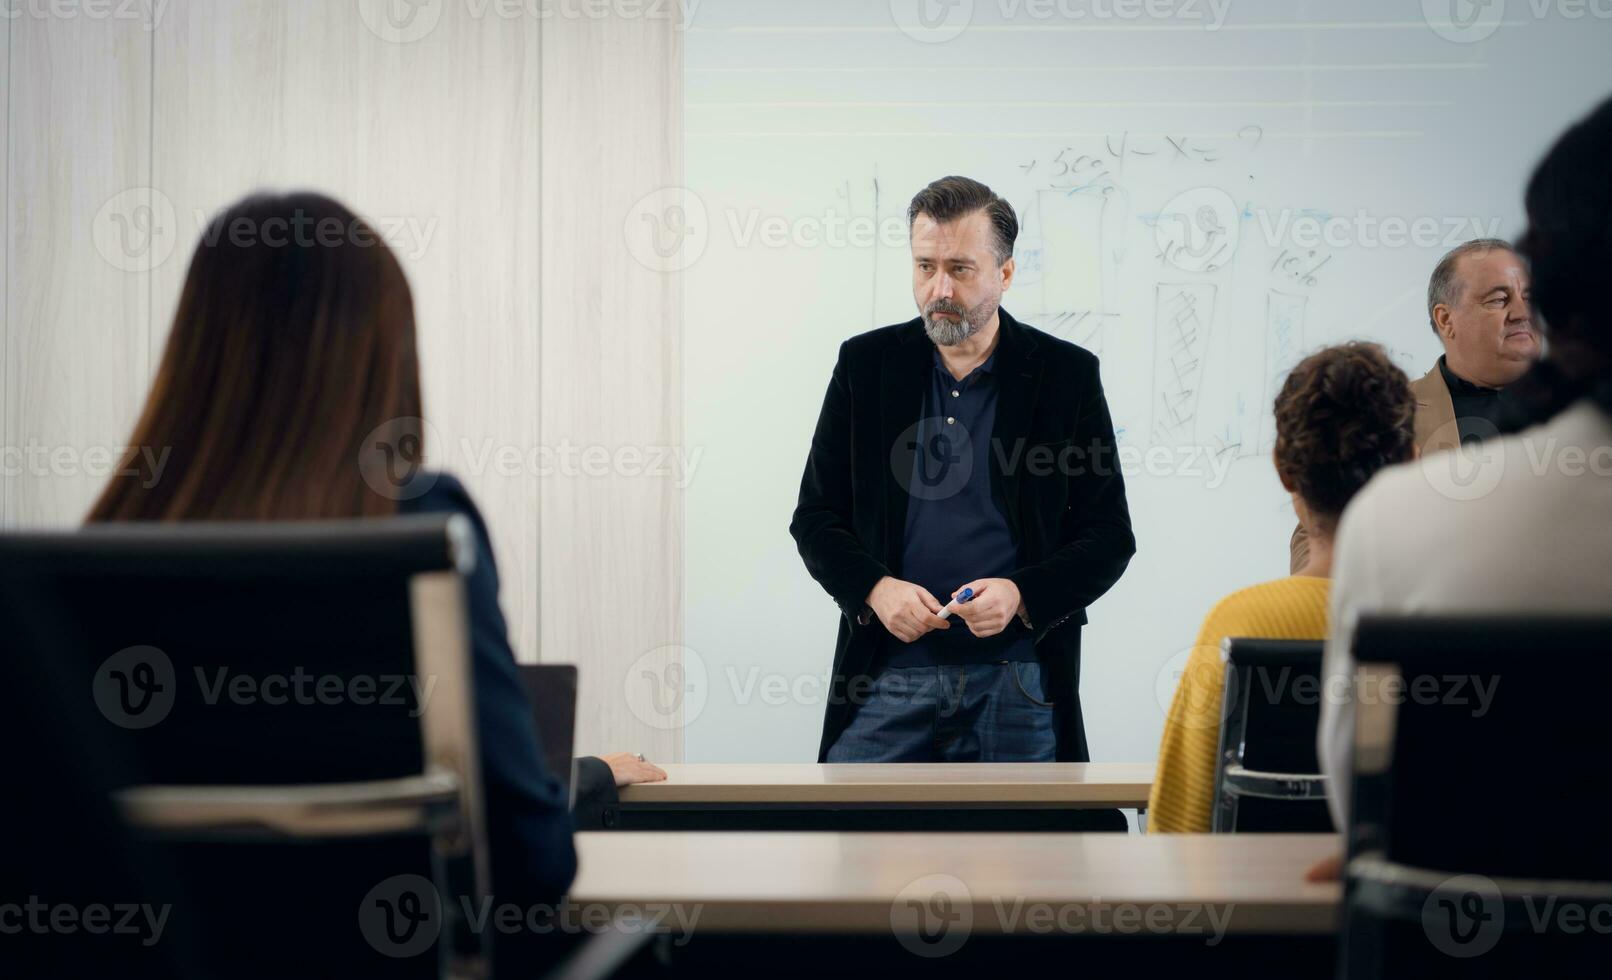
[1149,343,1418,833]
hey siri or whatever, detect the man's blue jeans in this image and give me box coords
[826,661,1057,763]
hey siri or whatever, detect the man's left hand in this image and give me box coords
[949,578,1024,638]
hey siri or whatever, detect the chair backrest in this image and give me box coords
[518,664,580,807]
[0,516,487,979]
[1211,637,1333,833]
[0,588,200,979]
[1342,615,1612,977]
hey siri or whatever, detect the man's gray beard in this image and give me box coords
[923,311,981,347]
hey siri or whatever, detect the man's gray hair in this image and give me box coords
[1426,238,1517,334]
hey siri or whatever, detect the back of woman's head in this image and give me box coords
[1274,342,1417,531]
[1511,93,1612,421]
[88,192,422,522]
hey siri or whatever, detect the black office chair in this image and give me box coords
[1211,638,1334,833]
[1341,615,1612,978]
[0,516,488,979]
[0,585,202,980]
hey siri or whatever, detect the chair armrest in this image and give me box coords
[116,771,462,839]
[539,915,657,980]
[1350,852,1612,928]
[1221,765,1328,801]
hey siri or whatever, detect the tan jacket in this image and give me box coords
[1288,362,1457,572]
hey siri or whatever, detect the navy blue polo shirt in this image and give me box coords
[883,348,1037,667]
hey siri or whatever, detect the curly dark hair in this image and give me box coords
[1273,342,1417,529]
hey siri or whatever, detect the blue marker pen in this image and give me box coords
[936,587,975,620]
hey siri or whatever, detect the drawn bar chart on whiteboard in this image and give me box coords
[1151,283,1216,447]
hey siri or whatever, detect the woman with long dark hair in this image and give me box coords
[89,193,580,964]
[91,193,424,522]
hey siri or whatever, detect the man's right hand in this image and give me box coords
[866,576,951,643]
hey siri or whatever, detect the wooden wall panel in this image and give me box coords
[540,15,685,760]
[4,5,686,760]
[6,13,153,528]
[1,14,8,528]
[150,0,544,658]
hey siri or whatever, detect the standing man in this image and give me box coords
[1289,238,1539,570]
[789,176,1135,767]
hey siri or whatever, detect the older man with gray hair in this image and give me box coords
[1289,238,1540,572]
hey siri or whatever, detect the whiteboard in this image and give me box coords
[680,0,1612,765]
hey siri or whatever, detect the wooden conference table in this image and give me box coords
[569,831,1340,972]
[604,762,1154,832]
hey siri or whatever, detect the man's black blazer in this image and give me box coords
[789,309,1136,762]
